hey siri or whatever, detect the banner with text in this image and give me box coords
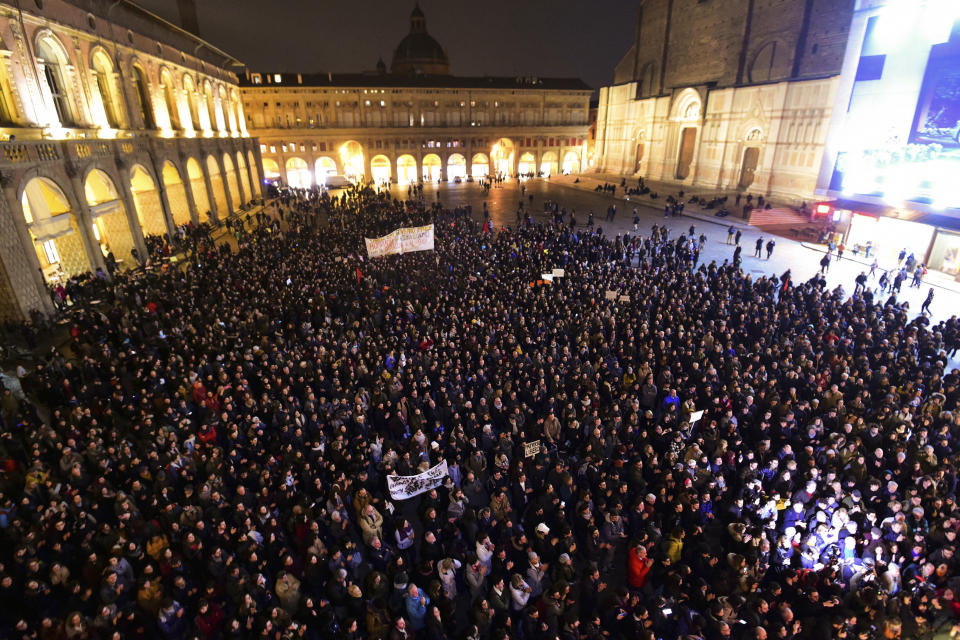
[365,224,435,258]
[387,460,449,500]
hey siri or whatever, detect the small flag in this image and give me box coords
[356,267,362,283]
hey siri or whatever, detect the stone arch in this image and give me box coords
[671,88,703,180]
[748,40,789,84]
[396,155,417,184]
[183,73,200,133]
[446,153,467,180]
[540,151,558,177]
[236,151,251,202]
[206,155,229,215]
[247,149,262,196]
[637,62,657,98]
[671,88,702,122]
[470,153,489,178]
[185,157,212,224]
[223,153,242,205]
[161,161,191,226]
[518,152,536,176]
[262,158,281,181]
[130,63,156,130]
[285,157,311,188]
[229,88,242,134]
[159,67,181,132]
[562,150,580,175]
[490,138,515,176]
[0,35,17,124]
[338,140,364,179]
[20,174,91,282]
[370,154,391,184]
[202,79,216,134]
[316,156,339,184]
[84,168,137,268]
[422,153,441,181]
[213,82,228,134]
[90,46,124,129]
[128,163,167,236]
[34,29,82,127]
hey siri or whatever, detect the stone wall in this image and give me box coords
[189,178,212,223]
[53,222,90,278]
[98,208,136,268]
[166,182,192,226]
[209,174,229,218]
[621,0,854,91]
[133,189,167,237]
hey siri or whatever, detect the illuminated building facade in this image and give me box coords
[594,0,855,205]
[816,0,960,277]
[242,7,592,189]
[0,0,262,321]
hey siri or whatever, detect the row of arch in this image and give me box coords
[7,27,244,136]
[262,138,582,187]
[19,149,262,284]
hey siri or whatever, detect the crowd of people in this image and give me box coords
[1,182,960,640]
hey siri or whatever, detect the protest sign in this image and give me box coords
[524,440,541,458]
[387,460,449,500]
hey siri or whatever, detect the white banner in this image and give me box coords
[397,224,435,254]
[387,460,448,500]
[365,225,434,258]
[365,230,400,258]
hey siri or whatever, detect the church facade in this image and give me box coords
[594,0,855,205]
[241,6,592,188]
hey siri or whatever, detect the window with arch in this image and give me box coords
[182,74,199,131]
[91,50,122,128]
[161,70,180,131]
[35,34,77,126]
[131,66,155,129]
[204,82,217,132]
[0,38,14,124]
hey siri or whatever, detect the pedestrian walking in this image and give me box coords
[922,287,934,314]
[819,254,831,274]
[754,237,764,258]
[726,225,735,244]
[735,229,742,245]
[765,239,775,259]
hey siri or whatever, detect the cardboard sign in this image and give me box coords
[552,269,565,277]
[541,273,554,282]
[524,440,541,458]
[618,295,630,302]
[689,410,705,424]
[605,290,617,301]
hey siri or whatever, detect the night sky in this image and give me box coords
[134,0,639,90]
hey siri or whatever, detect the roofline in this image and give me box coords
[239,72,593,92]
[119,0,244,67]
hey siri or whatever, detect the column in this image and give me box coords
[242,147,256,203]
[201,160,220,223]
[0,183,55,317]
[216,153,235,216]
[179,157,200,225]
[115,168,150,258]
[67,173,108,274]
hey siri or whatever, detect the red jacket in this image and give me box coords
[627,547,652,589]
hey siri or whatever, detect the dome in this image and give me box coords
[391,4,450,75]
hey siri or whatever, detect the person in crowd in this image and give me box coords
[0,182,959,640]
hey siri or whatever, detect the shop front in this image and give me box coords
[820,199,960,278]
